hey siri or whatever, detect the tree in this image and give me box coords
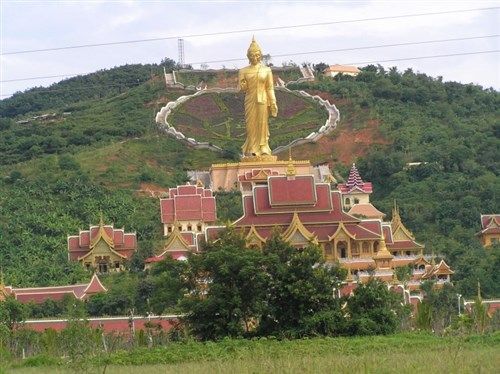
[258,234,346,337]
[147,257,188,315]
[313,62,329,75]
[347,278,408,335]
[0,297,28,330]
[419,281,457,334]
[182,229,268,340]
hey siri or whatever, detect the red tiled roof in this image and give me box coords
[254,184,332,214]
[175,195,203,221]
[268,175,316,206]
[387,240,422,250]
[9,275,106,304]
[339,282,358,297]
[480,214,500,234]
[113,230,124,245]
[80,231,90,246]
[67,224,137,259]
[160,185,217,224]
[83,274,107,294]
[382,225,394,244]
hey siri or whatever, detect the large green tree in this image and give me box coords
[258,234,346,337]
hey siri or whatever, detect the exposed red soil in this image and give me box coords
[282,92,390,166]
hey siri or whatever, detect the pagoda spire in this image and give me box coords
[392,200,401,227]
[346,163,364,188]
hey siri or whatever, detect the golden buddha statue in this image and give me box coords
[239,37,278,158]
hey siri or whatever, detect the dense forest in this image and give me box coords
[0,62,498,299]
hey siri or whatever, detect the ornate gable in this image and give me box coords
[434,260,454,275]
[282,212,317,245]
[245,225,266,248]
[79,219,126,261]
[162,225,191,252]
[328,222,357,241]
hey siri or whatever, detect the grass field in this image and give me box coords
[5,333,499,373]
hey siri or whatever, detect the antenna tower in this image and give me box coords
[178,38,185,68]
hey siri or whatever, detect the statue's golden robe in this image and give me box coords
[238,64,276,156]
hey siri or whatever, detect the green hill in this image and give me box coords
[0,63,498,298]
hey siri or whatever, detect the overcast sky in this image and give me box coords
[1,0,498,99]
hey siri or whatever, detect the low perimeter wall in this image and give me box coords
[20,315,180,333]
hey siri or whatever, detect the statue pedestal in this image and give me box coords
[210,157,313,191]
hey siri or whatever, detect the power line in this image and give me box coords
[188,35,499,65]
[344,50,499,66]
[2,6,498,56]
[2,34,498,83]
[1,49,497,97]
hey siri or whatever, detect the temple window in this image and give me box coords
[187,224,192,231]
[167,226,172,233]
[85,263,91,270]
[362,242,370,254]
[373,241,379,253]
[354,198,360,204]
[197,224,202,232]
[337,241,347,258]
[392,252,397,256]
[345,198,351,205]
[419,265,425,271]
[98,262,108,273]
[114,262,120,269]
[178,225,183,231]
[406,251,411,256]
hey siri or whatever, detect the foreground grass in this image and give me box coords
[5,332,500,373]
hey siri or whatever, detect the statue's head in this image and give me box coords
[247,36,262,65]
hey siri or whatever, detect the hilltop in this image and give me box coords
[0,63,498,298]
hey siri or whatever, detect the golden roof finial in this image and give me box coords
[392,200,401,227]
[286,148,296,177]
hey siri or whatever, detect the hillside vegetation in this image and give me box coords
[0,63,498,298]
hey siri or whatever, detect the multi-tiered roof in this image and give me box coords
[67,219,137,262]
[338,164,372,194]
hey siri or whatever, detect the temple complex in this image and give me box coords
[153,162,453,293]
[477,214,500,247]
[67,217,137,273]
[0,273,106,304]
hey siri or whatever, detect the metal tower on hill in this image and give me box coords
[178,38,185,68]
